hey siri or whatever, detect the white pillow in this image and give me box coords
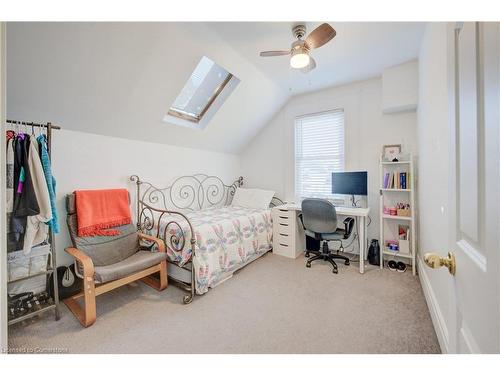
[231,188,275,209]
[231,188,254,208]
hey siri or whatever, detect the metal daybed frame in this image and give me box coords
[130,174,283,304]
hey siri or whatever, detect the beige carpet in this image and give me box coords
[8,253,440,354]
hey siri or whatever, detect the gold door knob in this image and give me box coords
[423,252,456,275]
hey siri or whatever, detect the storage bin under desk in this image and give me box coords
[271,206,305,258]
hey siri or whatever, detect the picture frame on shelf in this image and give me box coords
[382,144,402,162]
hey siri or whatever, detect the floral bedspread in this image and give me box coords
[155,206,273,294]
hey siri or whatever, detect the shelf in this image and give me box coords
[382,214,412,221]
[380,188,411,192]
[382,250,413,259]
[381,161,411,165]
[7,268,54,284]
[8,304,57,326]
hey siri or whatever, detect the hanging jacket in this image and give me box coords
[6,133,21,252]
[12,134,39,216]
[23,135,52,253]
[6,135,14,213]
[9,134,36,251]
[37,134,59,233]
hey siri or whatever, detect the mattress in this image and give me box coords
[152,205,273,294]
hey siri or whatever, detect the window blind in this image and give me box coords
[295,109,345,200]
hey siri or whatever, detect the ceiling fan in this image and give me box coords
[259,23,336,73]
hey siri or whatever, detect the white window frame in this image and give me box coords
[164,56,240,130]
[294,109,345,201]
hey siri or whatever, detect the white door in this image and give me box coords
[424,22,500,354]
[445,22,499,353]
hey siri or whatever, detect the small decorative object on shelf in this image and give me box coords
[396,203,411,217]
[382,144,402,162]
[379,151,416,275]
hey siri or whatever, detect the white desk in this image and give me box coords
[272,203,370,274]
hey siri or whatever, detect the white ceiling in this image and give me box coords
[6,22,425,154]
[209,22,425,94]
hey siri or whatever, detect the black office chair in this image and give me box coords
[299,198,355,274]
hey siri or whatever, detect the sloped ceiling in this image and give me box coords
[6,22,288,154]
[6,22,424,154]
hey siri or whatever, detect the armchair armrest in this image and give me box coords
[342,217,355,239]
[65,247,95,278]
[137,232,166,253]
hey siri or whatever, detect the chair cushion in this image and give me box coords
[305,229,346,241]
[94,250,168,283]
[67,214,140,266]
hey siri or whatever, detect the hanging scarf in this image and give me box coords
[37,134,59,233]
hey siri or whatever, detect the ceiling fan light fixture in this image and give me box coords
[290,49,310,69]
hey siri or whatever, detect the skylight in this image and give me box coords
[168,56,234,124]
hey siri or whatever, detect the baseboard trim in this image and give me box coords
[417,257,450,353]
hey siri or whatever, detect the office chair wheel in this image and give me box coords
[332,268,338,274]
[345,260,350,266]
[306,262,311,268]
[305,252,310,258]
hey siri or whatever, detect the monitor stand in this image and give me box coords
[350,194,359,208]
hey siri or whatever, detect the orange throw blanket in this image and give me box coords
[75,189,132,237]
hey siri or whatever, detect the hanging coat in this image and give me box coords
[23,135,52,253]
[12,134,39,216]
[37,134,59,233]
[9,134,38,251]
[6,133,20,252]
[6,135,14,212]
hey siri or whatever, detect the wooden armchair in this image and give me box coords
[64,193,167,327]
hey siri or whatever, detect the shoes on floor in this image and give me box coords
[397,261,407,273]
[388,260,397,271]
[388,260,407,273]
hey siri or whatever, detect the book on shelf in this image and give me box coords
[382,170,410,189]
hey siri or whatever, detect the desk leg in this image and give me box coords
[359,216,366,274]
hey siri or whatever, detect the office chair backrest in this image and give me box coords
[301,198,338,234]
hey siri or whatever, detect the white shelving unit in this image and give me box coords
[379,154,417,275]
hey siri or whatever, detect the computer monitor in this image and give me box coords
[332,171,368,206]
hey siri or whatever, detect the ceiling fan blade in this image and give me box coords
[305,23,336,49]
[259,50,291,57]
[300,57,317,74]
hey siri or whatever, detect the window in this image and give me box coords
[168,56,234,123]
[295,109,345,200]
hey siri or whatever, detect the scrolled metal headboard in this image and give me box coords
[129,174,244,259]
[130,174,243,213]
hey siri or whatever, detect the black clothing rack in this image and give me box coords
[5,119,61,325]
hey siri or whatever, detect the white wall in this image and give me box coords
[241,76,418,245]
[49,129,240,265]
[416,22,454,353]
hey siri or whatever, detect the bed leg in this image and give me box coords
[183,252,196,304]
[183,265,195,304]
